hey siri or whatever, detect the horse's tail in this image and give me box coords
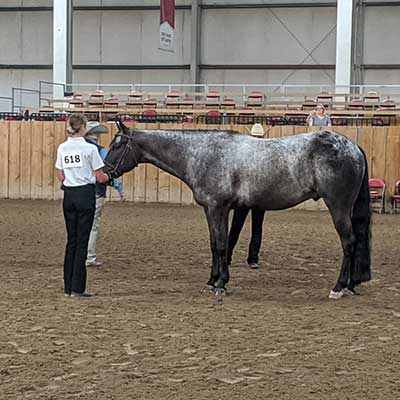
[351,147,372,284]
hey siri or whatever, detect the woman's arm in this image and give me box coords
[56,169,65,183]
[95,168,109,184]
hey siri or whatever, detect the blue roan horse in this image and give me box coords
[104,122,371,299]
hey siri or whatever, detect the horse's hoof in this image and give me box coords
[214,288,228,297]
[202,285,215,294]
[343,288,357,296]
[329,289,344,300]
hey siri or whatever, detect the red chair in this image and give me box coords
[104,97,120,108]
[317,92,333,108]
[142,109,157,117]
[363,91,380,110]
[139,109,158,123]
[245,91,265,108]
[143,98,158,108]
[221,98,236,109]
[301,99,317,111]
[369,178,386,213]
[88,90,105,107]
[205,91,221,109]
[165,92,182,108]
[205,110,222,124]
[348,98,364,110]
[391,180,400,213]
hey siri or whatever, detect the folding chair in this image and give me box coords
[369,178,386,213]
[391,180,400,213]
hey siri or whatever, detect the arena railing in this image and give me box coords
[44,82,400,99]
[11,87,40,112]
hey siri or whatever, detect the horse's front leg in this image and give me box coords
[203,205,230,293]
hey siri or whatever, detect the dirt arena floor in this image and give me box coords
[1,199,400,400]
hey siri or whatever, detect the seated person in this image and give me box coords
[307,104,332,127]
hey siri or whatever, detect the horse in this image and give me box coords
[104,121,371,299]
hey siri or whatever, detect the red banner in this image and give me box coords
[159,0,175,52]
[160,0,175,28]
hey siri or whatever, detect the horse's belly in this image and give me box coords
[238,190,318,211]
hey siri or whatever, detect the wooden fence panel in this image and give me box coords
[20,122,32,199]
[53,122,67,200]
[0,121,9,198]
[2,122,400,203]
[8,122,21,199]
[158,168,170,203]
[385,127,400,194]
[30,122,43,199]
[371,127,388,182]
[358,127,373,177]
[41,122,55,199]
[269,126,281,138]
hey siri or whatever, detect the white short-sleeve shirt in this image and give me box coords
[55,137,105,187]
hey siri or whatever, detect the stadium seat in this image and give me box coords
[87,91,105,107]
[165,92,182,108]
[245,91,265,108]
[205,110,222,124]
[221,98,236,109]
[205,91,221,109]
[143,98,158,108]
[369,178,386,213]
[140,109,158,123]
[126,91,144,108]
[363,91,380,109]
[316,92,333,108]
[348,98,364,110]
[104,98,120,108]
[301,99,317,110]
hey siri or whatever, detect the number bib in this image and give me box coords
[63,152,83,169]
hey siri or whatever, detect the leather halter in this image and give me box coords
[104,131,138,179]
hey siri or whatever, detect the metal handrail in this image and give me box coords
[12,87,40,112]
[53,82,400,96]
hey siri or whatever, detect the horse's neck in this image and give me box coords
[135,130,191,182]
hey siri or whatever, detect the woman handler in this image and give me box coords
[55,114,109,297]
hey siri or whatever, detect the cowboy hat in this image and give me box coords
[250,123,265,137]
[85,121,109,135]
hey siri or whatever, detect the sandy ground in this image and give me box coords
[0,199,400,400]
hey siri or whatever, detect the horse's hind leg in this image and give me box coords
[327,206,356,299]
[203,206,230,293]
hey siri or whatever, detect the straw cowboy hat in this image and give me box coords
[85,121,109,135]
[249,123,265,137]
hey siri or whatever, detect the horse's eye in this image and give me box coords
[115,136,122,144]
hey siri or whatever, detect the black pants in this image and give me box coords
[227,208,265,265]
[62,184,96,294]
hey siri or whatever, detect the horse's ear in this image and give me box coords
[115,118,128,133]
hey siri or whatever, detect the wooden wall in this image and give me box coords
[0,121,399,210]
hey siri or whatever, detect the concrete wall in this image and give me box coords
[363,5,400,85]
[73,10,191,65]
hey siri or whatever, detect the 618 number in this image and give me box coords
[64,155,81,164]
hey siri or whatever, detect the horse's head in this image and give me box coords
[104,119,139,179]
